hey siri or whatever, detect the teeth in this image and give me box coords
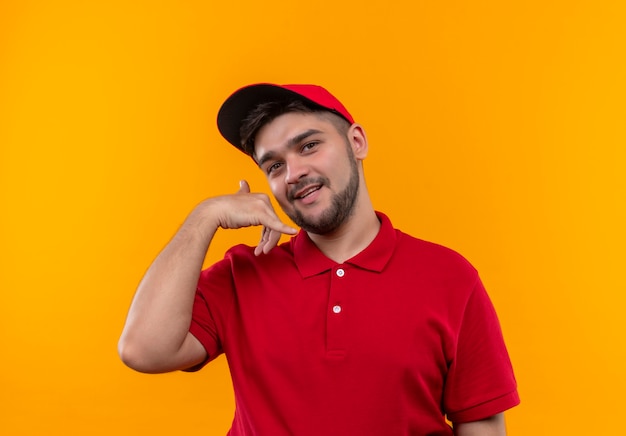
[298,186,319,199]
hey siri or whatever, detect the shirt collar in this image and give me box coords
[291,211,397,278]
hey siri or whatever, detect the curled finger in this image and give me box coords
[254,226,270,256]
[262,228,282,254]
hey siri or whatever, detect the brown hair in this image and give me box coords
[239,99,350,158]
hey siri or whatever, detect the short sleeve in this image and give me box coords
[186,258,236,371]
[444,278,520,423]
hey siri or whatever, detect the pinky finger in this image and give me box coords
[262,228,282,254]
[254,227,269,256]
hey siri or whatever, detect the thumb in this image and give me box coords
[237,179,251,194]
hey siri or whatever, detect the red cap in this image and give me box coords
[217,83,354,153]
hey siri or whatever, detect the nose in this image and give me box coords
[284,156,308,184]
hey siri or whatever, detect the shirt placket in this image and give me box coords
[326,265,348,359]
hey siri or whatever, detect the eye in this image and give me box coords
[266,161,283,175]
[301,141,319,153]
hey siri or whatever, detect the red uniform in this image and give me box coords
[189,212,519,435]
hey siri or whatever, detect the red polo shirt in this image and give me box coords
[189,212,519,435]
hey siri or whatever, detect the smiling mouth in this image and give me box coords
[297,186,321,199]
[290,184,322,202]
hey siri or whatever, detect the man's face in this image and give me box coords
[254,112,360,235]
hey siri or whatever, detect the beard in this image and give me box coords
[283,147,360,235]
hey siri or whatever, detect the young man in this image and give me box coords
[119,83,520,435]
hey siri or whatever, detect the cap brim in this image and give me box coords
[217,83,330,152]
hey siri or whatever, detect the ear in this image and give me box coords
[348,124,368,160]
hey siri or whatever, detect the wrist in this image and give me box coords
[182,200,220,244]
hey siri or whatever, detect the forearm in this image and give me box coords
[118,182,297,373]
[118,207,216,372]
[453,413,506,436]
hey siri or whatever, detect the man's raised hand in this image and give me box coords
[197,180,297,255]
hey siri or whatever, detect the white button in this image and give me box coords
[332,305,342,314]
[336,268,345,277]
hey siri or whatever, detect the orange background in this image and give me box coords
[1,1,625,434]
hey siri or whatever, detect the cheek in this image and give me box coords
[330,158,352,185]
[269,180,288,204]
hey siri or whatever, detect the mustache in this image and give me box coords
[287,177,330,202]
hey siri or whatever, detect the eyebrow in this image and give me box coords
[256,129,323,167]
